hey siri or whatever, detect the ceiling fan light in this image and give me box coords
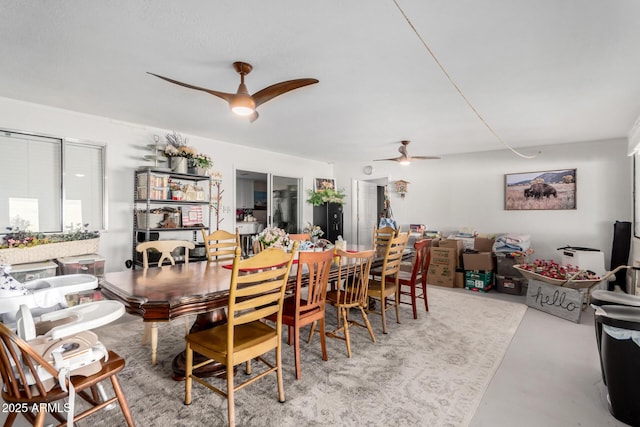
[399,159,411,166]
[230,95,256,116]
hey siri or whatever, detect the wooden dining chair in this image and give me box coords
[288,233,311,241]
[184,244,297,427]
[136,239,195,365]
[372,225,398,257]
[252,238,265,255]
[390,238,433,319]
[201,228,240,261]
[325,249,376,358]
[266,249,333,379]
[0,323,134,427]
[136,239,195,268]
[367,231,410,333]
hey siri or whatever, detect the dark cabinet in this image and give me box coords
[313,203,343,242]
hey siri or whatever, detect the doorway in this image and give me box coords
[353,177,389,246]
[235,169,302,233]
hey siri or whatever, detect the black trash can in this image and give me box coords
[595,305,640,426]
[590,290,640,384]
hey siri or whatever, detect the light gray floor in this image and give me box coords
[466,288,629,427]
[1,287,631,426]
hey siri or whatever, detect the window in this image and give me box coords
[0,130,106,233]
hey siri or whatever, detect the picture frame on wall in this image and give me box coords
[314,178,336,192]
[504,168,576,210]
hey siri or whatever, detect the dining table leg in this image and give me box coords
[171,308,232,381]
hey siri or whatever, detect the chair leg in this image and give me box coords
[110,375,135,426]
[394,288,401,325]
[184,343,193,405]
[341,308,352,358]
[359,306,376,343]
[293,325,301,380]
[410,284,418,319]
[423,282,429,312]
[276,341,285,403]
[319,317,328,362]
[307,320,317,343]
[34,408,46,427]
[288,325,293,346]
[381,297,388,334]
[227,361,235,427]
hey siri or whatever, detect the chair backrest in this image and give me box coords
[372,226,398,254]
[252,238,265,255]
[201,228,240,261]
[227,243,297,340]
[136,240,196,268]
[410,239,433,285]
[334,249,375,306]
[378,232,410,282]
[0,322,61,401]
[289,233,311,242]
[294,250,334,315]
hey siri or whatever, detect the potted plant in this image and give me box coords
[163,132,194,173]
[188,153,213,175]
[305,188,346,206]
[0,225,100,264]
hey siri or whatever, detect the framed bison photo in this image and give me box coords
[504,169,576,210]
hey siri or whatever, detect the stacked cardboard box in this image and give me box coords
[462,237,495,292]
[427,239,464,287]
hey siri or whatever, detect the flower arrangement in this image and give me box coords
[302,222,324,238]
[163,131,213,171]
[306,188,346,206]
[256,226,290,250]
[1,224,100,249]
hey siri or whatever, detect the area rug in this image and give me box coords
[87,287,526,427]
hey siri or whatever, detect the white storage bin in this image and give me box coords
[8,261,57,282]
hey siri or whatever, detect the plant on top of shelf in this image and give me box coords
[305,188,346,206]
[192,152,213,169]
[163,131,195,158]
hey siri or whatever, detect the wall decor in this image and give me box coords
[314,178,336,192]
[504,168,576,210]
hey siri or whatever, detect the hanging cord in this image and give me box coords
[392,0,540,159]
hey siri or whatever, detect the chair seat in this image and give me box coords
[368,279,396,294]
[186,321,277,357]
[281,298,322,320]
[1,350,125,403]
[387,270,423,284]
[326,289,360,306]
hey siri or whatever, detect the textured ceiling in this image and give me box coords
[1,1,640,163]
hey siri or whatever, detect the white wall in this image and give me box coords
[0,97,333,272]
[335,138,632,266]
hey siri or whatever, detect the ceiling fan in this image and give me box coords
[373,140,440,165]
[147,61,318,122]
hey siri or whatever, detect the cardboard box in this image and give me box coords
[454,270,465,288]
[465,271,493,291]
[427,247,456,287]
[474,237,495,252]
[435,239,463,267]
[462,252,495,271]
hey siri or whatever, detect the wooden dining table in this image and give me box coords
[100,245,412,379]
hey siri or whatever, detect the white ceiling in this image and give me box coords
[2,1,640,163]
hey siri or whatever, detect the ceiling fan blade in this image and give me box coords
[147,72,235,102]
[411,155,441,160]
[373,157,402,162]
[252,78,319,108]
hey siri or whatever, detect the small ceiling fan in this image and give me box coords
[373,140,440,165]
[148,61,318,122]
